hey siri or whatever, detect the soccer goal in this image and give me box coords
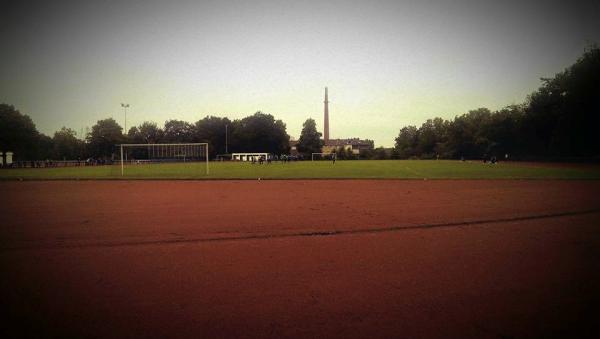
[119,143,209,176]
[311,152,336,161]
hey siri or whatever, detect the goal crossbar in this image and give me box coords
[118,143,209,176]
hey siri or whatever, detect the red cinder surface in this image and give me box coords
[1,180,599,338]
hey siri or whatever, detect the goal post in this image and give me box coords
[118,143,209,176]
[311,152,336,161]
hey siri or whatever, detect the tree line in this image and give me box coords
[394,45,600,160]
[1,46,598,165]
[0,110,290,165]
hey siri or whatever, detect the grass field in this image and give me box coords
[1,160,599,180]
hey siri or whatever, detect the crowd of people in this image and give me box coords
[247,154,337,164]
[3,158,114,169]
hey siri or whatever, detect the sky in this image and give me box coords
[1,0,599,147]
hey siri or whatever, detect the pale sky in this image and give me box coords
[1,0,599,146]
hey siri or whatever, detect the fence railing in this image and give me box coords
[2,160,115,168]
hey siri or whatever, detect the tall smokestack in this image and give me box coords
[324,87,329,142]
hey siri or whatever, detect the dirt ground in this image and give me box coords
[1,180,599,338]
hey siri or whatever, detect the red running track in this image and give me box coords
[1,180,599,338]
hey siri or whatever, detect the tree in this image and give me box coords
[53,127,82,160]
[128,121,163,144]
[445,108,492,159]
[416,117,449,158]
[125,122,164,160]
[193,116,231,158]
[485,105,524,157]
[345,147,355,159]
[335,146,346,160]
[524,45,600,157]
[358,146,375,160]
[394,125,419,159]
[0,104,41,164]
[36,134,55,161]
[372,147,388,160]
[296,118,323,156]
[163,119,193,143]
[87,118,124,158]
[391,46,600,160]
[229,112,290,154]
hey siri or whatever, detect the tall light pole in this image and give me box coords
[121,103,129,132]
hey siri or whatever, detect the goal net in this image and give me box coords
[311,152,336,161]
[118,143,209,176]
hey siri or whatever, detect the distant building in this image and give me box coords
[289,139,299,156]
[322,138,374,155]
[320,87,373,155]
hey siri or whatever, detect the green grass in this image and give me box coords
[1,160,599,180]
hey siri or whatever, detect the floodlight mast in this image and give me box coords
[121,103,129,132]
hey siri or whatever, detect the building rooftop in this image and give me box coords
[324,138,373,147]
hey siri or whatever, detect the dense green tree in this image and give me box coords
[87,118,124,158]
[445,108,493,158]
[394,125,419,158]
[36,134,55,160]
[485,105,524,157]
[416,117,449,157]
[53,127,83,160]
[390,147,401,159]
[128,121,164,144]
[193,116,231,158]
[230,112,290,154]
[524,45,600,157]
[391,46,600,160]
[335,146,346,160]
[296,118,323,156]
[0,104,41,164]
[372,147,388,160]
[358,148,374,160]
[125,122,164,159]
[127,126,141,143]
[163,119,193,142]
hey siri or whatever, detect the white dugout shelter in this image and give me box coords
[231,153,271,161]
